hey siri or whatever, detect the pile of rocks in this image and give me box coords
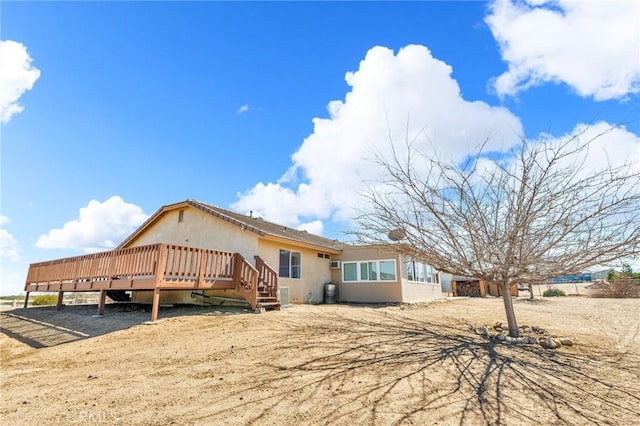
[476,322,574,349]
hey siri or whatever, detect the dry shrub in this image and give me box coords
[590,278,640,298]
[32,294,58,305]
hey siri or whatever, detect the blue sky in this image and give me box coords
[1,1,639,295]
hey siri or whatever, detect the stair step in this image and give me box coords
[257,297,278,303]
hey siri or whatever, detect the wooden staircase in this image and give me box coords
[254,256,280,310]
[105,290,131,302]
[256,290,280,310]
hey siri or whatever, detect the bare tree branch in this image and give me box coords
[354,127,640,336]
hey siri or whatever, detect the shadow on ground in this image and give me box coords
[0,303,250,349]
[194,312,640,425]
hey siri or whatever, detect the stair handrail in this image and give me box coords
[254,256,278,300]
[233,253,259,310]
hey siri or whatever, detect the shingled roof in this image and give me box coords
[119,199,344,252]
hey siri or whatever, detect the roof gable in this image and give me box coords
[119,199,344,252]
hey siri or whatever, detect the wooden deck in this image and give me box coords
[24,243,279,320]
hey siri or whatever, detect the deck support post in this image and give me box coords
[56,291,64,310]
[98,289,107,315]
[151,288,161,321]
[23,292,30,308]
[150,244,167,322]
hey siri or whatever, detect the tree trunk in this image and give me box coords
[528,283,535,300]
[501,282,520,337]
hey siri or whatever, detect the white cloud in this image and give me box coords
[233,44,523,231]
[35,196,149,251]
[0,215,20,262]
[486,0,640,100]
[0,265,27,296]
[0,40,41,122]
[474,121,640,187]
[0,216,26,295]
[237,104,250,114]
[466,123,635,188]
[297,220,324,236]
[544,121,640,176]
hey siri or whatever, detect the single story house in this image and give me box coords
[23,199,444,319]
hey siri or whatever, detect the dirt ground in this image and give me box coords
[1,296,639,425]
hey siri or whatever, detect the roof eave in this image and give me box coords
[261,234,342,254]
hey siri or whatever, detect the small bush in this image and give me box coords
[543,289,566,297]
[32,294,58,306]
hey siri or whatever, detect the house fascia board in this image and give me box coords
[187,201,266,237]
[261,234,342,254]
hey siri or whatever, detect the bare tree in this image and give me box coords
[354,128,640,337]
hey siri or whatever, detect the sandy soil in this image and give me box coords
[1,296,639,425]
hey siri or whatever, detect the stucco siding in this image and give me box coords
[334,245,403,303]
[258,239,331,304]
[338,282,403,303]
[399,254,444,302]
[401,281,442,302]
[126,207,259,259]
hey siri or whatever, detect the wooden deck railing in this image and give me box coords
[26,244,160,286]
[235,253,259,309]
[161,244,237,284]
[23,243,277,319]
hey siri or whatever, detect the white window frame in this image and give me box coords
[342,259,397,282]
[406,260,440,284]
[279,249,301,279]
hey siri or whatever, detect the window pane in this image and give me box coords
[416,262,425,282]
[360,263,369,280]
[368,262,377,281]
[279,250,290,278]
[343,263,357,281]
[291,251,301,279]
[406,261,415,281]
[380,261,396,281]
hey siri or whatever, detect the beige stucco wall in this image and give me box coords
[399,254,443,302]
[333,246,403,303]
[338,282,403,303]
[258,239,332,304]
[126,207,259,259]
[401,281,442,302]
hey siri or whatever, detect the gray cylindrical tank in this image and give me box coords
[324,283,337,304]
